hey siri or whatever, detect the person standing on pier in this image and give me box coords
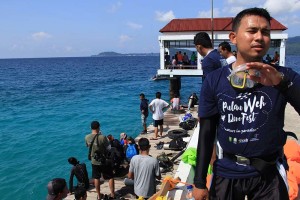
[218,41,236,65]
[193,7,300,200]
[140,93,149,134]
[149,92,169,140]
[194,31,224,80]
[85,121,115,199]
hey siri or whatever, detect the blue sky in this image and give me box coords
[1,0,299,58]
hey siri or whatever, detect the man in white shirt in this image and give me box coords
[149,92,169,140]
[218,41,236,65]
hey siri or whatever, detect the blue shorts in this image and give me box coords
[141,114,148,125]
[153,119,163,127]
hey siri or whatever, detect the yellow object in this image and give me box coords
[138,196,144,200]
[156,196,167,200]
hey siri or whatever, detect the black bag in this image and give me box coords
[88,134,108,165]
[94,149,107,164]
[157,152,173,173]
[179,119,196,130]
[169,137,187,150]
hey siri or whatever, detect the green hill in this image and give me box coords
[286,36,300,55]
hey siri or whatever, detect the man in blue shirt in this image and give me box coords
[194,32,224,80]
[193,7,300,200]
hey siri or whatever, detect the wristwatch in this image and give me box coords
[274,72,291,92]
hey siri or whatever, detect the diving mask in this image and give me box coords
[227,64,260,89]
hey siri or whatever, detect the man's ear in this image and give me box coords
[229,32,237,45]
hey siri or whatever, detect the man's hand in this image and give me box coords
[193,187,209,200]
[246,62,282,86]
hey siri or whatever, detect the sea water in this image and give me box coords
[0,55,299,200]
[0,56,201,200]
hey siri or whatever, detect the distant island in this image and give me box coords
[92,36,300,57]
[91,51,159,57]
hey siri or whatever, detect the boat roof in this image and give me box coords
[159,17,287,33]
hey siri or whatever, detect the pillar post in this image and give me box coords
[169,77,181,100]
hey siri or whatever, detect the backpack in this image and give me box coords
[169,137,187,150]
[179,119,196,130]
[126,144,138,159]
[156,152,173,173]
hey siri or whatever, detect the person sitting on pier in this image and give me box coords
[170,94,180,110]
[67,157,89,194]
[125,138,161,199]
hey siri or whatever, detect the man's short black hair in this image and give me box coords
[218,41,232,52]
[232,7,271,32]
[156,92,161,98]
[91,121,100,130]
[140,93,145,98]
[68,157,79,166]
[194,32,213,48]
[138,137,150,151]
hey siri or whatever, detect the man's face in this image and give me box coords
[230,15,270,62]
[195,45,205,57]
[218,46,226,58]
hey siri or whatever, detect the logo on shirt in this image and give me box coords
[218,91,272,137]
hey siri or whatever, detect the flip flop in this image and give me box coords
[150,137,158,140]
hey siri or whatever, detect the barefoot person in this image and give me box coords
[149,92,169,140]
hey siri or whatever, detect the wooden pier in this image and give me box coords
[65,103,300,200]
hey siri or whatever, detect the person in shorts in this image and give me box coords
[85,121,115,199]
[149,92,169,140]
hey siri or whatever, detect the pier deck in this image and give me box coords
[65,103,300,200]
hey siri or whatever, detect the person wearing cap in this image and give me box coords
[46,178,69,200]
[67,157,89,194]
[193,7,300,200]
[85,121,115,199]
[120,132,128,146]
[126,138,161,199]
[194,31,224,80]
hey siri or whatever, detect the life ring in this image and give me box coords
[167,129,188,139]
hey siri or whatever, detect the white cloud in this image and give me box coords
[127,22,143,30]
[31,32,52,41]
[119,34,132,43]
[155,10,175,22]
[263,0,300,15]
[108,1,122,13]
[197,8,221,18]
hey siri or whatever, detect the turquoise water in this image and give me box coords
[0,55,299,200]
[0,56,201,200]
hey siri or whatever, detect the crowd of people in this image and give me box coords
[45,7,300,200]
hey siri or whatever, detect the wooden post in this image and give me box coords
[169,77,181,100]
